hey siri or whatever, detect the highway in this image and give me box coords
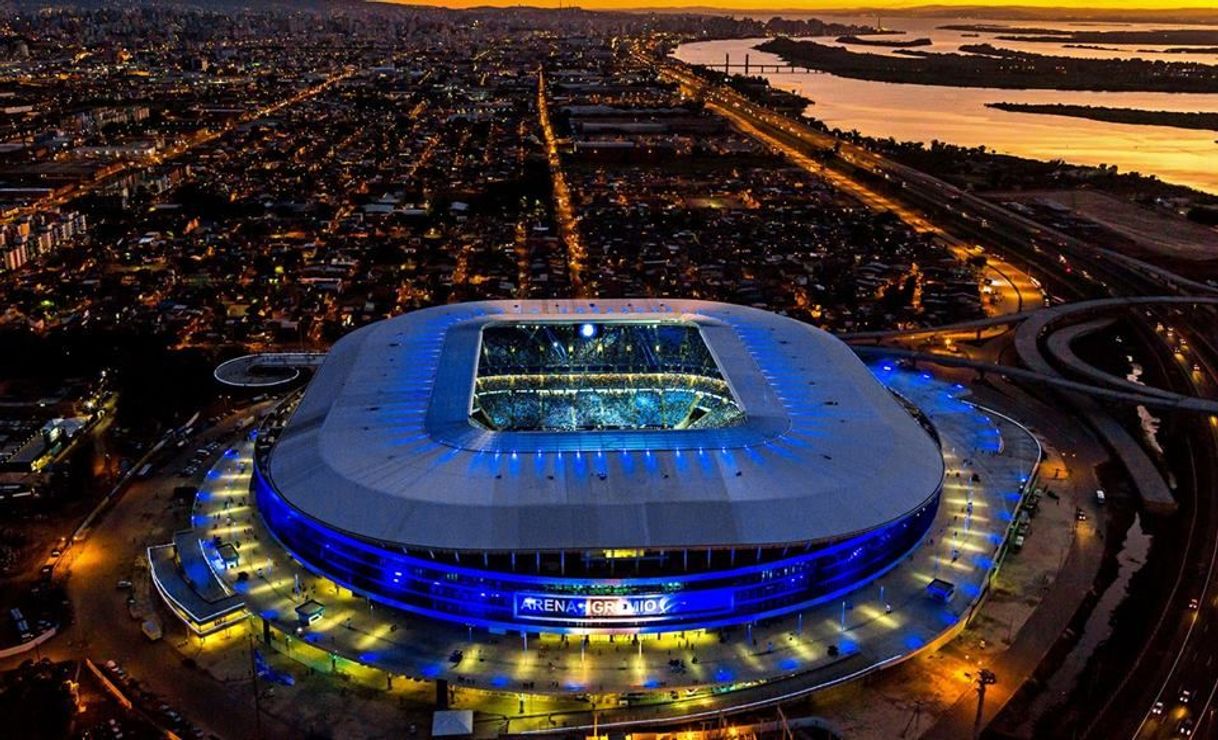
[654,62,1043,321]
[654,58,1217,302]
[1113,315,1218,740]
[851,345,1218,415]
[4,406,295,740]
[537,69,588,297]
[648,54,1218,740]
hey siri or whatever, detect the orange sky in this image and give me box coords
[382,1,1218,10]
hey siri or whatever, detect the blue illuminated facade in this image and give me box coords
[251,300,949,635]
[254,465,939,634]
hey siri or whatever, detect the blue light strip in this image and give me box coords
[254,466,939,633]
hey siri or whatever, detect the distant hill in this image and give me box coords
[4,0,395,10]
[625,5,1218,26]
[12,0,1218,27]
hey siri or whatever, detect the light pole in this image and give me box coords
[972,668,997,740]
[247,633,264,739]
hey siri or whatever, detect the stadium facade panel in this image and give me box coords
[255,299,944,633]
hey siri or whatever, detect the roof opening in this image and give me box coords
[471,321,744,432]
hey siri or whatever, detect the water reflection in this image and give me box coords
[813,15,1218,66]
[1127,360,1166,457]
[674,19,1218,194]
[1017,508,1152,735]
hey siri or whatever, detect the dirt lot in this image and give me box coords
[1013,190,1218,264]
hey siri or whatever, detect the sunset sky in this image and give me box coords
[386,1,1218,10]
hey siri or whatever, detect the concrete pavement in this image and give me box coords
[169,367,1042,735]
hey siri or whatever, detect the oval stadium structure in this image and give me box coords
[253,299,944,634]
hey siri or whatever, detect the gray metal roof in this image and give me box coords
[148,537,245,625]
[266,299,943,551]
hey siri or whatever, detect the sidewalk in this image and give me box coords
[172,368,1042,734]
[921,379,1107,739]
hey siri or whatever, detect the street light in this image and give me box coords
[971,668,997,740]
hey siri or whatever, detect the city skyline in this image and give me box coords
[379,1,1218,12]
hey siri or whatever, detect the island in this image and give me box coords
[938,24,1072,35]
[1151,47,1218,55]
[836,35,933,49]
[756,37,1218,93]
[994,30,1218,45]
[985,103,1218,133]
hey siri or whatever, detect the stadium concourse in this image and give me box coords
[166,359,1041,725]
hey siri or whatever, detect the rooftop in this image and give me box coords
[265,299,944,552]
[147,534,245,629]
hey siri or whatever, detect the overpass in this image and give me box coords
[1043,319,1181,401]
[854,345,1182,513]
[1011,296,1218,379]
[853,346,1218,416]
[841,313,1027,343]
[844,296,1218,403]
[844,296,1218,513]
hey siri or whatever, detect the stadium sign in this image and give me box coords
[514,591,733,623]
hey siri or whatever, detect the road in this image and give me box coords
[1111,322,1218,740]
[537,69,587,297]
[648,54,1218,740]
[654,58,1217,302]
[1,406,295,740]
[5,66,356,227]
[655,63,1042,321]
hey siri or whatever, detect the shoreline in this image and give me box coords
[674,38,1218,196]
[756,37,1218,93]
[985,103,1218,134]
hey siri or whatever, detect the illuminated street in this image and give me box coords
[538,69,587,297]
[658,62,1044,320]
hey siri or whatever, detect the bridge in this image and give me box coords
[845,295,1218,515]
[842,295,1218,411]
[854,346,1218,416]
[1010,295,1218,378]
[706,54,822,75]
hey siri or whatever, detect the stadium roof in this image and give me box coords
[267,300,943,551]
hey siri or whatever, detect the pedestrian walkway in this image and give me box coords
[168,367,1042,731]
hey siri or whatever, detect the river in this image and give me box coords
[673,18,1218,194]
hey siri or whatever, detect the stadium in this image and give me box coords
[253,299,945,635]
